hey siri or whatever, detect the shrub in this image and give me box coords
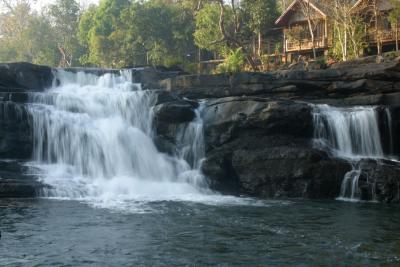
[216,48,245,73]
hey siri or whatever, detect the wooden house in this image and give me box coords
[351,0,399,53]
[275,0,332,61]
[275,0,399,61]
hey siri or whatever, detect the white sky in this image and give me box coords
[35,0,99,10]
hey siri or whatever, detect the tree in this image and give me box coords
[329,0,366,61]
[298,0,321,60]
[357,0,384,55]
[78,0,131,67]
[0,0,58,65]
[194,0,257,70]
[241,0,278,58]
[194,3,230,54]
[77,5,97,66]
[47,0,82,67]
[389,0,400,51]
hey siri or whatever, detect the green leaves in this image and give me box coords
[77,0,196,68]
[216,47,245,73]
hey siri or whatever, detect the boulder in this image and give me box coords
[0,102,32,159]
[153,100,198,124]
[200,96,351,199]
[0,62,53,92]
[162,58,400,104]
[202,97,313,149]
[202,134,351,199]
[0,160,47,198]
[354,159,400,203]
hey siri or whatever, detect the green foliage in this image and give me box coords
[194,3,230,54]
[0,0,281,71]
[77,0,196,68]
[0,2,58,65]
[47,0,82,66]
[389,0,400,25]
[241,0,278,35]
[330,15,367,61]
[216,48,244,73]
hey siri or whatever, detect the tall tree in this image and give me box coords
[78,0,131,67]
[0,0,58,65]
[241,0,278,58]
[47,0,82,67]
[298,0,320,60]
[389,0,400,51]
[195,0,257,70]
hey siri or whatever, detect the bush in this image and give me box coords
[216,48,245,73]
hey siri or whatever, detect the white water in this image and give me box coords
[313,104,390,201]
[313,105,384,160]
[25,70,253,211]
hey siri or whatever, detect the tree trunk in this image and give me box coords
[307,19,317,60]
[198,48,202,74]
[344,27,348,61]
[396,24,399,52]
[374,1,382,55]
[258,31,262,58]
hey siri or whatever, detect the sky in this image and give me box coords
[35,0,99,10]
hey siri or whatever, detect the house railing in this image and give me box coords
[285,37,327,52]
[366,27,400,43]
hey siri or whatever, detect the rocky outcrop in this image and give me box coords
[0,102,32,159]
[199,96,351,198]
[351,159,400,203]
[0,160,47,198]
[0,62,53,92]
[152,90,199,154]
[161,58,400,107]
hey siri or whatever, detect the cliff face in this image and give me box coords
[157,57,400,202]
[1,59,400,202]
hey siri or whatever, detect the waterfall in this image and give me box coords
[313,104,384,159]
[26,69,210,206]
[313,104,390,201]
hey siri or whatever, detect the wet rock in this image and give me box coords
[153,100,198,124]
[202,134,351,199]
[202,97,313,149]
[356,159,400,203]
[0,62,53,92]
[162,58,400,106]
[201,96,351,199]
[0,179,44,198]
[0,102,32,159]
[0,161,47,198]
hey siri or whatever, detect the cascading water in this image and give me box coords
[25,69,213,210]
[313,105,384,159]
[313,104,390,201]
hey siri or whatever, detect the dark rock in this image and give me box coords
[0,179,44,198]
[355,159,400,203]
[153,100,198,124]
[162,58,400,106]
[0,102,32,159]
[131,67,186,89]
[0,62,53,92]
[202,97,313,149]
[152,90,179,105]
[202,134,351,199]
[201,96,351,199]
[0,160,48,198]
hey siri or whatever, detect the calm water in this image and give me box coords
[1,198,399,267]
